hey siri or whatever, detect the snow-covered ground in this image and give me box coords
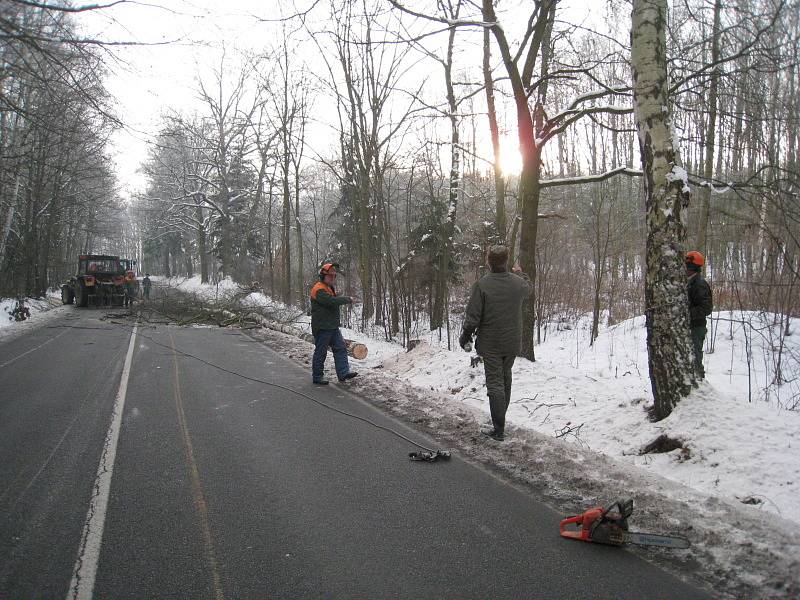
[0,294,63,342]
[160,275,241,300]
[161,278,800,596]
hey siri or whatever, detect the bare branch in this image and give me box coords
[540,167,643,189]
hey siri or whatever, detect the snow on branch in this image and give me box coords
[388,0,494,28]
[560,87,631,115]
[11,0,128,13]
[540,166,642,189]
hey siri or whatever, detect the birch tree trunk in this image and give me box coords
[631,0,697,420]
[695,0,722,254]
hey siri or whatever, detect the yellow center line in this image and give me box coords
[169,332,225,600]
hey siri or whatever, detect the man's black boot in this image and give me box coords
[313,379,330,385]
[338,372,358,382]
[480,427,505,441]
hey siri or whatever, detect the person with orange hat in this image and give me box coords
[309,262,359,385]
[686,250,713,379]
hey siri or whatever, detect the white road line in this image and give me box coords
[0,328,67,369]
[66,324,138,600]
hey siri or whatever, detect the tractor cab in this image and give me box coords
[79,256,123,275]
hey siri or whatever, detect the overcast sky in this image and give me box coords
[77,0,606,200]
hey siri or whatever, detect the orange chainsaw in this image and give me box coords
[560,498,690,549]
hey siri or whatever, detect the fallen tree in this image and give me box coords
[135,283,369,360]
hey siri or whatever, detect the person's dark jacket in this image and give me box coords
[461,270,534,356]
[687,273,713,327]
[310,282,350,335]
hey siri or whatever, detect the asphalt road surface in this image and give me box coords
[0,306,713,599]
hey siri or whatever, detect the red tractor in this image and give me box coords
[61,255,127,307]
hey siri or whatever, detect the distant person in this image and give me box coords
[142,274,152,301]
[123,268,136,307]
[459,245,533,441]
[309,263,358,385]
[686,250,713,379]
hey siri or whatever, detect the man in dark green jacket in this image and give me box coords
[686,250,713,378]
[310,263,358,385]
[459,245,533,441]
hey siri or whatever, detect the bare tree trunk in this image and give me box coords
[480,0,559,361]
[695,0,722,254]
[195,202,208,283]
[0,176,19,269]
[267,178,275,297]
[483,27,506,242]
[432,15,460,331]
[357,173,373,321]
[282,166,292,306]
[295,169,304,304]
[632,0,697,420]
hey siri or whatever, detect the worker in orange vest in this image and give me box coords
[685,251,713,378]
[309,263,358,385]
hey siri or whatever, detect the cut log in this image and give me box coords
[347,340,368,360]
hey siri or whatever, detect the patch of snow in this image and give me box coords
[666,164,691,194]
[163,275,240,301]
[0,295,65,342]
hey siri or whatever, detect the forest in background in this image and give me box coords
[1,0,798,414]
[0,1,121,296]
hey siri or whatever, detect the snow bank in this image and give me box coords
[0,297,52,328]
[161,275,240,301]
[0,295,64,342]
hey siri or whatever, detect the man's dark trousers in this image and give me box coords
[691,326,707,378]
[312,329,350,382]
[482,354,515,432]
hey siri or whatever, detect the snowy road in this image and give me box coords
[0,307,712,599]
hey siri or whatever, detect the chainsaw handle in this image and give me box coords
[559,514,585,540]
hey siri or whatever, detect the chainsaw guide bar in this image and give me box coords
[559,498,690,549]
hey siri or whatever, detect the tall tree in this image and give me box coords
[631,0,697,419]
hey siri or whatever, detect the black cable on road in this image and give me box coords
[51,319,449,459]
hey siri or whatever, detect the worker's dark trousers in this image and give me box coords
[482,354,516,432]
[691,325,707,379]
[312,328,350,382]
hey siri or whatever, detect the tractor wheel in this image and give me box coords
[61,286,74,305]
[76,282,89,307]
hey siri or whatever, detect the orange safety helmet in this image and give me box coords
[319,262,339,277]
[685,250,705,267]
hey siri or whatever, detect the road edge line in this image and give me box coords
[66,324,138,600]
